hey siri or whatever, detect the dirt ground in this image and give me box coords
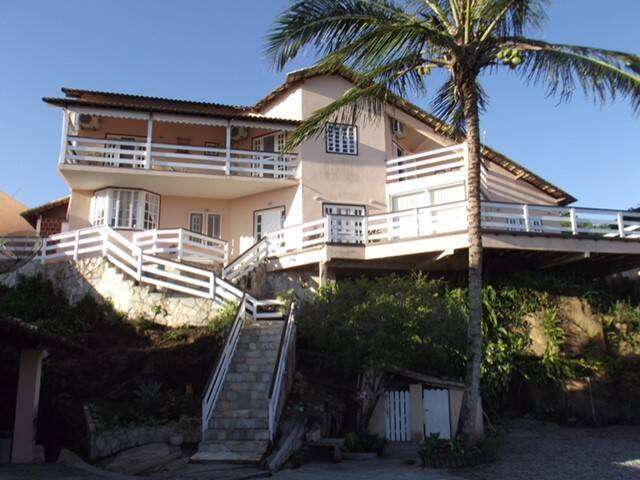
[456,419,640,480]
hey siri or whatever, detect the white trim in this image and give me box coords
[67,106,149,120]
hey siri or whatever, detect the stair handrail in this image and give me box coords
[222,236,269,282]
[201,293,247,436]
[267,300,297,441]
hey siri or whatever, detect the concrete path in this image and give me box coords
[273,458,462,480]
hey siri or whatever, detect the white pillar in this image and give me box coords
[58,109,69,165]
[12,349,45,464]
[145,113,153,169]
[225,121,232,175]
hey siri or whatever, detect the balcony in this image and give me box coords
[57,110,299,199]
[224,201,640,277]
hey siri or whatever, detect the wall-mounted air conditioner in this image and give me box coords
[79,113,101,131]
[231,126,249,141]
[391,118,405,138]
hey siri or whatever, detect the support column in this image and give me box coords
[145,113,153,169]
[12,349,45,464]
[225,121,232,175]
[318,261,335,287]
[409,384,424,443]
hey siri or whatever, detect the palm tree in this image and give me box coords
[266,0,640,437]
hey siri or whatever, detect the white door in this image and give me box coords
[384,390,411,442]
[254,207,284,241]
[423,388,451,440]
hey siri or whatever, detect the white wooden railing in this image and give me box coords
[219,202,640,282]
[201,294,247,435]
[133,228,228,266]
[63,136,298,180]
[482,202,640,238]
[386,144,466,183]
[223,237,269,282]
[267,301,297,441]
[4,226,281,318]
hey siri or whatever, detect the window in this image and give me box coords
[392,191,428,211]
[325,123,357,155]
[323,203,366,244]
[104,134,146,168]
[189,212,221,238]
[429,184,466,205]
[90,188,160,230]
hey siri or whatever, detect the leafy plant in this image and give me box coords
[134,380,163,413]
[344,431,386,455]
[207,300,239,337]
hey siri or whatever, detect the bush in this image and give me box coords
[419,434,498,469]
[344,431,387,455]
[0,275,124,338]
[207,300,239,337]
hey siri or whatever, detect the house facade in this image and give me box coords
[41,69,640,285]
[4,69,640,463]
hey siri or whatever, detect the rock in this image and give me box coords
[168,433,184,446]
[523,312,548,357]
[105,443,181,475]
[557,297,606,356]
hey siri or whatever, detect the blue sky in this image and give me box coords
[0,0,638,209]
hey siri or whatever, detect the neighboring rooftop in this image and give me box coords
[0,191,34,235]
[21,195,70,229]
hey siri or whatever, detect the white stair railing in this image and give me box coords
[133,228,228,265]
[201,294,247,435]
[9,225,280,319]
[267,301,297,441]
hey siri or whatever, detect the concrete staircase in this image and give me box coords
[195,319,284,463]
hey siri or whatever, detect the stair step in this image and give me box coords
[209,417,269,430]
[205,428,269,442]
[225,373,273,383]
[212,409,268,420]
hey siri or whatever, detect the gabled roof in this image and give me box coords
[43,88,301,126]
[21,195,70,228]
[254,67,577,205]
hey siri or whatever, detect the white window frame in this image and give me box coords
[188,211,222,239]
[325,123,358,155]
[90,188,160,230]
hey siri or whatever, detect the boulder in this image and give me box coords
[523,312,548,357]
[556,297,606,356]
[105,443,181,475]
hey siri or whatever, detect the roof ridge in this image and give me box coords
[61,87,252,111]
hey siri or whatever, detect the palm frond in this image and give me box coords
[283,82,391,153]
[266,0,413,71]
[431,76,488,132]
[476,0,548,40]
[504,38,640,112]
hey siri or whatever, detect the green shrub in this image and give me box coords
[344,431,387,455]
[419,433,497,468]
[207,300,239,337]
[0,275,124,338]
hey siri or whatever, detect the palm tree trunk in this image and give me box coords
[458,77,484,438]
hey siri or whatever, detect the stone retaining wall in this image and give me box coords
[84,406,200,460]
[0,257,220,327]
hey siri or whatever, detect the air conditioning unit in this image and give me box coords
[79,114,101,131]
[391,118,405,138]
[231,126,249,141]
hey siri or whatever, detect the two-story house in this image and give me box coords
[4,68,640,462]
[43,68,640,287]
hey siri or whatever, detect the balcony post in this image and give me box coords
[522,204,531,232]
[617,212,625,238]
[570,208,578,235]
[58,109,69,165]
[225,121,232,175]
[324,215,332,243]
[145,113,153,169]
[362,216,369,244]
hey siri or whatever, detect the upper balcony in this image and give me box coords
[55,107,299,199]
